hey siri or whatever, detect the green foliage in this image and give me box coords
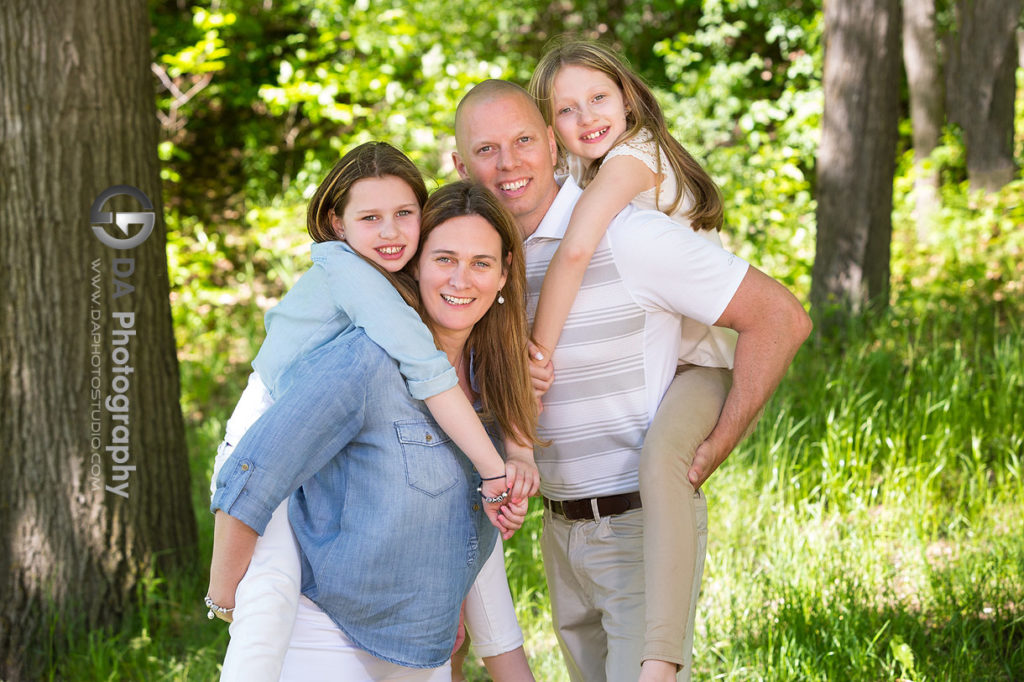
[683,175,1024,680]
[654,2,823,296]
[166,202,310,423]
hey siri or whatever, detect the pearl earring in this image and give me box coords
[497,291,505,305]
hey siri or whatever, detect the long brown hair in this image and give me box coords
[416,181,541,448]
[529,38,723,232]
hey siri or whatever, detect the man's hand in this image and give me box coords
[691,266,811,489]
[687,436,731,491]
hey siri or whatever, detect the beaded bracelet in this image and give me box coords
[479,487,510,504]
[204,595,235,620]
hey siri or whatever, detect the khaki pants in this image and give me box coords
[541,366,734,681]
[640,365,730,675]
[542,506,649,682]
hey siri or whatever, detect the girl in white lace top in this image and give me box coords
[529,39,743,682]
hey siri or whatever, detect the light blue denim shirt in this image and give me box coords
[252,241,456,400]
[214,330,497,668]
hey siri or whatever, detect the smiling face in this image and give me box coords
[416,214,508,344]
[331,175,421,272]
[551,64,629,165]
[453,90,559,238]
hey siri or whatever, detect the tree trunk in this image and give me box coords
[902,0,944,240]
[0,1,198,678]
[946,0,1020,191]
[812,0,903,327]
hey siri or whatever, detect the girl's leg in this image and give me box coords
[461,535,534,681]
[450,629,470,682]
[480,649,534,681]
[219,498,302,682]
[638,365,731,681]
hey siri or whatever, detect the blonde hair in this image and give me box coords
[416,181,541,448]
[529,38,723,232]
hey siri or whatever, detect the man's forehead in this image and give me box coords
[459,94,544,140]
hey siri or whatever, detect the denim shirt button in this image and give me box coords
[425,433,433,442]
[473,504,480,511]
[241,463,249,471]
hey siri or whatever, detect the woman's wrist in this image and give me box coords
[479,477,509,500]
[479,486,510,504]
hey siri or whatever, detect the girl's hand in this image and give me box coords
[496,497,529,540]
[527,341,554,399]
[505,451,540,501]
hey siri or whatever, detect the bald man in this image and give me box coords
[453,80,811,682]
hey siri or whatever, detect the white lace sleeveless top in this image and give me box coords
[568,129,738,369]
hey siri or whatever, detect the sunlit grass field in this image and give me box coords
[50,181,1024,680]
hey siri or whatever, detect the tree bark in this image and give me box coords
[0,1,198,678]
[902,0,944,240]
[946,0,1020,191]
[812,0,903,327]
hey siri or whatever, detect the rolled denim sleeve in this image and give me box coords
[211,333,371,534]
[210,371,274,498]
[317,243,457,400]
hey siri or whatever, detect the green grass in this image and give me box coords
[50,178,1024,680]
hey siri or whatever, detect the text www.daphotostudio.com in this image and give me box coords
[88,185,155,498]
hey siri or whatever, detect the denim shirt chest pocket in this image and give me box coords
[395,419,461,496]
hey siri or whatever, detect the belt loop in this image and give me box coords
[590,498,601,521]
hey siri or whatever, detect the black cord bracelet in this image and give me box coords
[480,474,507,481]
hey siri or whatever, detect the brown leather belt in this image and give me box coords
[543,491,642,521]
